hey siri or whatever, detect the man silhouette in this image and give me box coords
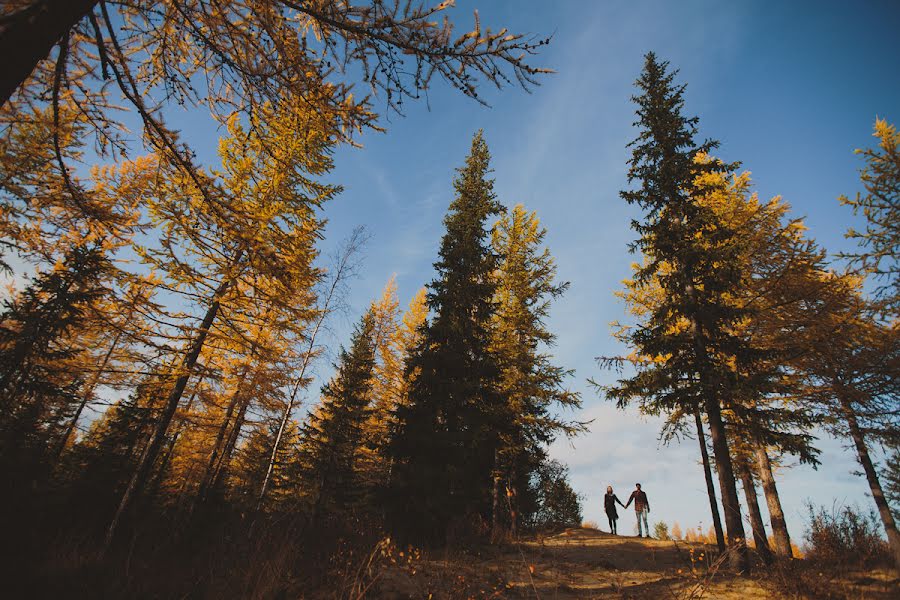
[624,483,650,538]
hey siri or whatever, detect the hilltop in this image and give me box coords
[369,528,899,599]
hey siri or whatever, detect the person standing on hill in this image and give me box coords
[604,486,626,534]
[624,483,650,537]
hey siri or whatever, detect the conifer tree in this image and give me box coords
[687,155,834,558]
[367,277,403,439]
[604,53,750,572]
[797,298,900,567]
[105,100,340,547]
[840,119,900,313]
[389,131,504,543]
[530,459,583,530]
[233,417,304,512]
[0,244,111,482]
[299,311,377,517]
[884,448,900,517]
[67,376,169,516]
[489,204,583,538]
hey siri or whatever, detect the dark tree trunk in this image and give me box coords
[737,456,773,565]
[196,378,247,503]
[753,440,793,558]
[695,410,726,552]
[150,375,203,502]
[151,381,204,496]
[0,0,99,107]
[54,330,121,461]
[104,270,235,551]
[207,390,252,494]
[704,394,750,573]
[684,265,748,573]
[490,449,501,543]
[838,390,900,569]
[508,483,518,540]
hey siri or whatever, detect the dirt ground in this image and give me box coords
[372,527,900,599]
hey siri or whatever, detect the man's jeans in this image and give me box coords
[636,508,649,536]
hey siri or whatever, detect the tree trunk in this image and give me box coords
[0,0,99,108]
[257,280,343,508]
[256,329,320,510]
[684,268,749,573]
[207,390,253,494]
[838,391,900,569]
[196,377,247,503]
[507,483,518,540]
[491,449,502,544]
[737,456,772,565]
[254,228,362,514]
[695,410,726,552]
[54,329,121,461]
[703,394,750,573]
[104,269,236,551]
[753,440,793,558]
[151,380,204,496]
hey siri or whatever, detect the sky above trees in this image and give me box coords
[6,0,900,541]
[301,0,900,537]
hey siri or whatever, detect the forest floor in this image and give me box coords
[372,527,900,599]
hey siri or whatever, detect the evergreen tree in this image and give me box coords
[0,244,110,482]
[65,376,168,518]
[839,119,900,313]
[489,204,583,538]
[389,131,504,543]
[530,459,582,530]
[797,299,900,567]
[884,447,900,519]
[603,53,750,572]
[299,312,377,517]
[106,100,339,547]
[233,416,303,512]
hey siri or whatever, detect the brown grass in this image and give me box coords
[373,527,900,599]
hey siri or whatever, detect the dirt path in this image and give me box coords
[485,528,770,598]
[374,527,900,599]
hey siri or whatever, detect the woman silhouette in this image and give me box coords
[604,486,625,534]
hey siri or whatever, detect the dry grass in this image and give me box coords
[373,527,900,599]
[8,519,899,598]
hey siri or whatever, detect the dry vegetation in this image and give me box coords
[369,528,899,599]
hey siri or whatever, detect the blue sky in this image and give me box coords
[303,0,900,540]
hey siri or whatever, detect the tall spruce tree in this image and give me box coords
[605,53,750,572]
[299,311,377,517]
[389,131,504,543]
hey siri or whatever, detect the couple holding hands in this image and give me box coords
[604,483,651,537]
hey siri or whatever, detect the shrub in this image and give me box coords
[581,520,599,530]
[803,502,889,567]
[531,460,583,530]
[653,521,670,540]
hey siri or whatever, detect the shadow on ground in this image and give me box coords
[374,527,900,599]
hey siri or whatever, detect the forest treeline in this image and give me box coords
[0,2,586,593]
[0,1,898,595]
